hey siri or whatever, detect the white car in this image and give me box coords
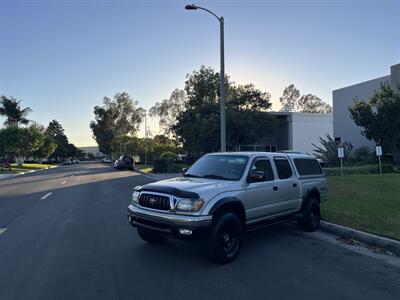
[102,157,112,163]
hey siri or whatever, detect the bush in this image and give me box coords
[160,151,178,160]
[323,165,400,176]
[351,146,375,164]
[153,159,168,173]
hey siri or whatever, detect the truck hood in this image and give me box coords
[141,176,238,199]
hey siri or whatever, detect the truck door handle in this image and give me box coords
[273,186,278,191]
[293,183,297,187]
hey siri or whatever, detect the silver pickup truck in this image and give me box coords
[128,152,328,264]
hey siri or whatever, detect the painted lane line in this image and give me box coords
[0,228,7,235]
[61,181,67,185]
[40,192,52,200]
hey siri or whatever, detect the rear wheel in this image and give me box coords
[204,212,242,264]
[297,198,320,232]
[137,227,168,244]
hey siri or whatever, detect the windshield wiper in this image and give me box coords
[201,174,231,180]
[183,173,201,178]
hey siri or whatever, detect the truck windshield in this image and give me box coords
[184,155,248,181]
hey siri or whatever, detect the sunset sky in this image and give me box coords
[1,0,399,146]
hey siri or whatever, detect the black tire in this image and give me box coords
[204,212,242,264]
[297,197,320,232]
[137,227,168,244]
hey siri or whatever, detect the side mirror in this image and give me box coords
[247,170,265,183]
[182,168,188,175]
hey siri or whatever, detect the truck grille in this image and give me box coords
[139,193,170,210]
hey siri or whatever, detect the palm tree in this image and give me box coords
[0,96,32,127]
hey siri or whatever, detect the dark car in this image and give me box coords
[114,155,134,170]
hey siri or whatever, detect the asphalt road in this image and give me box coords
[0,163,399,300]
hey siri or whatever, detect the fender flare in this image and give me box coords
[209,197,246,224]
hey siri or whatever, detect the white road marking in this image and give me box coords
[0,228,7,235]
[61,181,67,185]
[40,192,52,200]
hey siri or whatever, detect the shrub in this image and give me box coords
[323,165,400,176]
[351,146,375,164]
[313,134,353,167]
[153,159,168,173]
[160,151,178,160]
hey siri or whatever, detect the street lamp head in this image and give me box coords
[185,4,198,10]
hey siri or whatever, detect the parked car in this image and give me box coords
[102,157,112,163]
[114,155,134,170]
[63,159,73,165]
[127,152,327,264]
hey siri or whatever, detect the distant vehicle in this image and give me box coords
[102,157,112,163]
[72,158,79,164]
[63,159,73,165]
[114,155,134,170]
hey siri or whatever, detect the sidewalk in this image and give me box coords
[0,165,57,180]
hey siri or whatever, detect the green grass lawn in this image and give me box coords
[0,163,53,174]
[322,174,400,240]
[135,164,153,173]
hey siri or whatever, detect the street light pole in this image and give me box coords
[144,110,147,166]
[185,4,226,152]
[219,16,226,152]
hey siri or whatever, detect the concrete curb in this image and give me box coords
[0,165,58,180]
[320,220,400,256]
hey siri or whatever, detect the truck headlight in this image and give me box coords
[131,191,140,205]
[176,199,204,212]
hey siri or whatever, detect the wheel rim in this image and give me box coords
[309,204,320,227]
[219,228,239,255]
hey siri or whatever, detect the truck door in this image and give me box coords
[272,157,302,212]
[239,157,278,222]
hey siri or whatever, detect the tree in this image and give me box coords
[279,84,300,112]
[348,83,400,154]
[279,84,332,113]
[90,92,144,155]
[0,96,32,127]
[149,89,187,134]
[171,66,276,154]
[313,134,353,166]
[33,135,57,163]
[0,126,44,165]
[45,120,70,159]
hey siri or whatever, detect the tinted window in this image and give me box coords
[250,159,274,181]
[294,158,323,176]
[185,155,248,181]
[274,158,293,179]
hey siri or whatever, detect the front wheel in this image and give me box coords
[137,227,168,244]
[297,198,320,232]
[204,212,242,264]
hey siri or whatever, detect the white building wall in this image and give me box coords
[290,113,333,155]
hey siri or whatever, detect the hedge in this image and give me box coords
[323,165,400,176]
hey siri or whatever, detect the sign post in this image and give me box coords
[338,147,344,176]
[376,146,382,174]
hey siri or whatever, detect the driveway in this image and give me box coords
[0,162,399,300]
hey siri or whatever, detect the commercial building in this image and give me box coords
[333,63,400,150]
[240,112,333,155]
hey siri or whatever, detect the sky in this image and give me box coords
[1,0,399,147]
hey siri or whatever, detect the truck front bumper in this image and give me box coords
[127,205,212,239]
